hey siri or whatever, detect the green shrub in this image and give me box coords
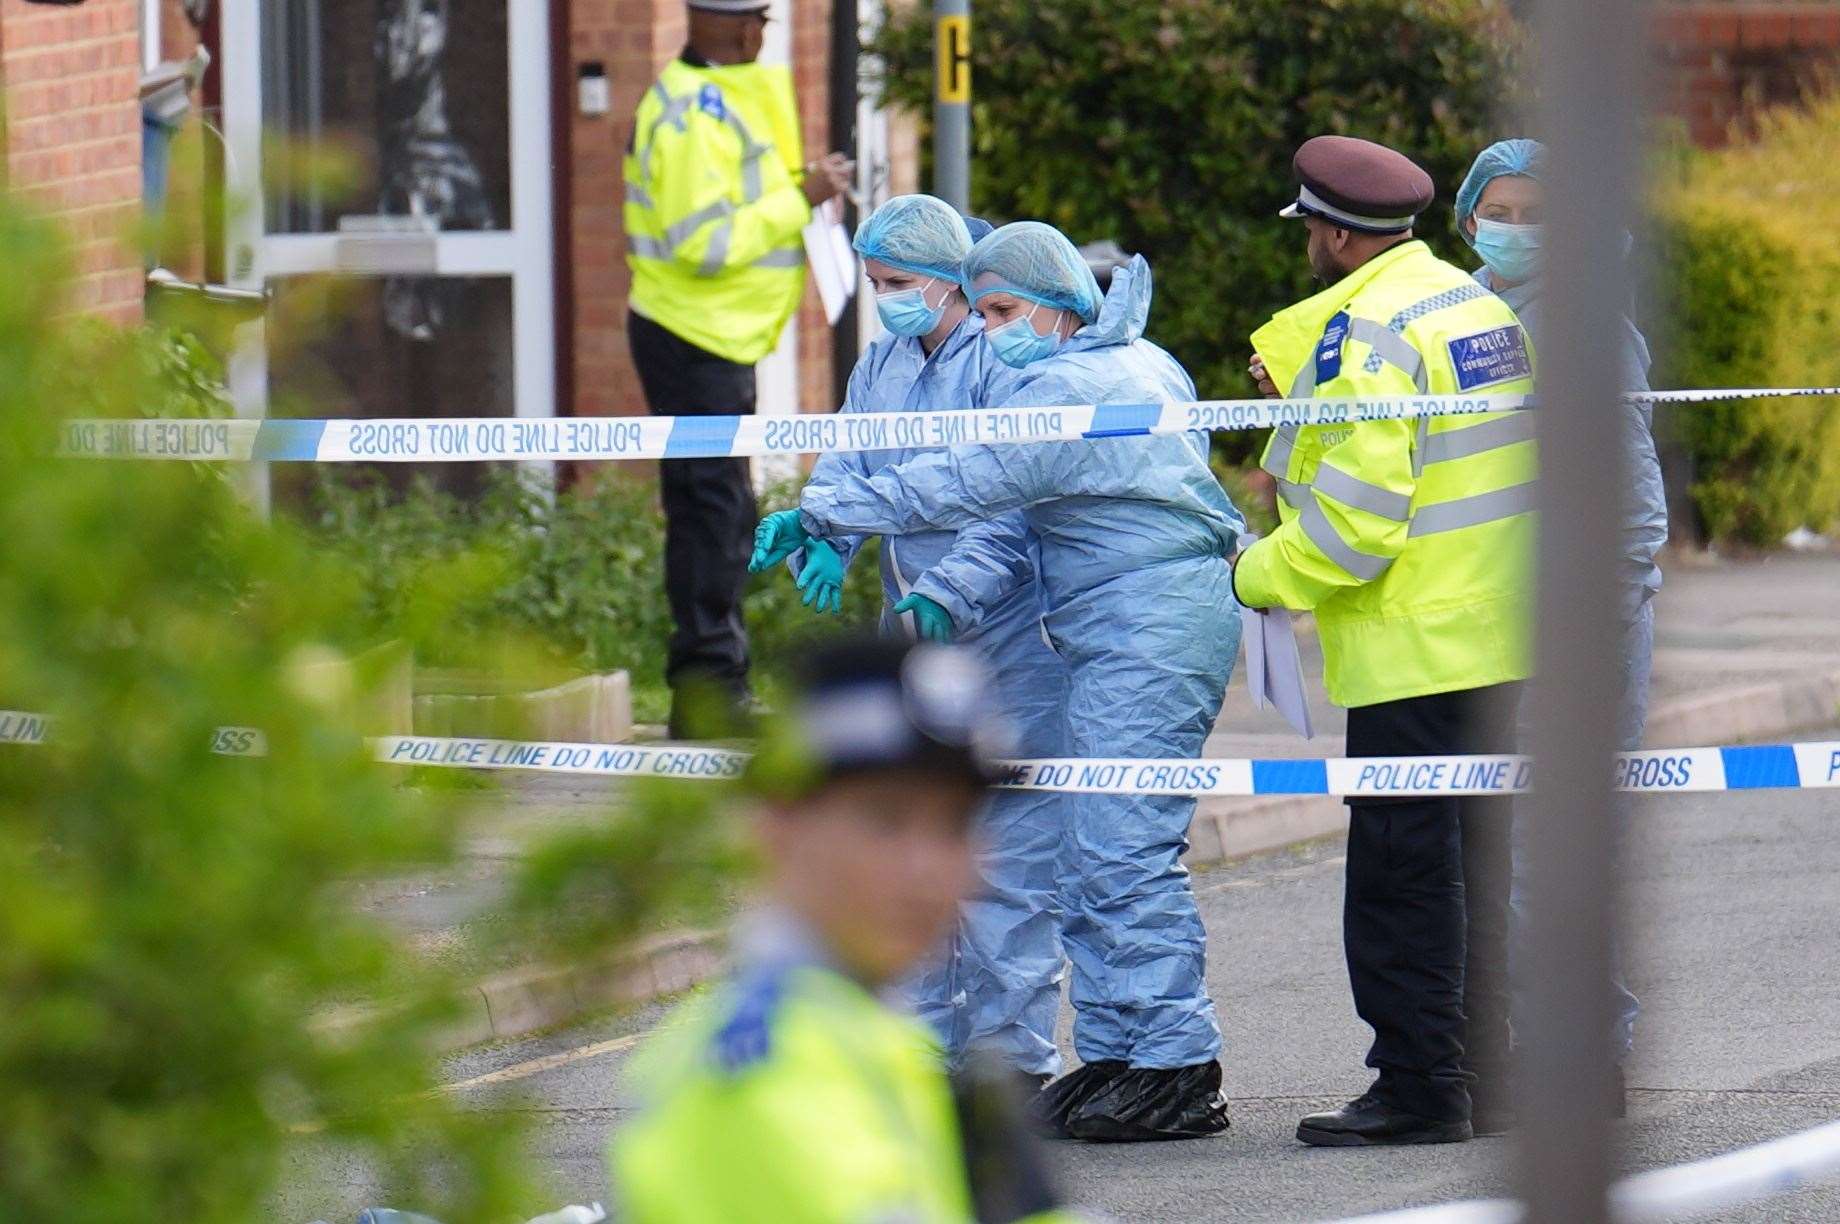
[1651,95,1840,543]
[0,205,540,1221]
[869,0,1523,462]
[307,469,888,720]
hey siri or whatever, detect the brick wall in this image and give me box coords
[0,0,144,322]
[1655,3,1840,146]
[565,0,836,426]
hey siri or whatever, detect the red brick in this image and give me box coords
[1792,8,1840,48]
[1738,10,1796,51]
[1694,8,1743,49]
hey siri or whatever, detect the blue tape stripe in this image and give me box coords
[1083,402,1161,439]
[251,420,327,461]
[1251,758,1330,795]
[1719,744,1800,790]
[663,415,743,459]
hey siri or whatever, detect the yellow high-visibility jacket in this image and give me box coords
[623,57,808,365]
[1234,240,1538,709]
[612,957,1075,1224]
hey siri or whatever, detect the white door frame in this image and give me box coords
[220,2,556,489]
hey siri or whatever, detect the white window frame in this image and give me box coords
[219,2,557,499]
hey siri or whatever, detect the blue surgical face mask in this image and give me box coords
[1472,218,1544,284]
[985,303,1062,368]
[875,277,948,338]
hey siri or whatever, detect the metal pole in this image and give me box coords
[932,0,970,212]
[1519,0,1646,1218]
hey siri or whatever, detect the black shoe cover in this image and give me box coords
[1032,1060,1127,1137]
[1062,1060,1231,1142]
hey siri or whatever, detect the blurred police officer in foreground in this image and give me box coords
[610,639,1078,1223]
[1235,136,1536,1146]
[623,0,853,736]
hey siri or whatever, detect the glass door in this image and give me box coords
[221,0,554,501]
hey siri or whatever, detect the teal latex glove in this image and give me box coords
[749,509,810,573]
[796,539,846,614]
[893,593,955,643]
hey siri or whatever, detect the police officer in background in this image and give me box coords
[610,639,1077,1224]
[1234,136,1537,1146]
[623,0,853,736]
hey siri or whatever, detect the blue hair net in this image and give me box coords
[1455,139,1546,241]
[852,194,975,282]
[962,221,1104,324]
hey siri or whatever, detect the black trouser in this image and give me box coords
[627,311,756,700]
[1342,682,1519,1122]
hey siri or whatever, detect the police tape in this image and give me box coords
[1328,1116,1840,1222]
[50,385,1840,464]
[7,714,1838,795]
[368,737,1840,797]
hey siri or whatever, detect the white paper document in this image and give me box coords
[1242,602,1315,740]
[803,198,858,326]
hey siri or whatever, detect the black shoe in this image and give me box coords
[1032,1060,1126,1137]
[1297,1095,1472,1147]
[1061,1061,1231,1143]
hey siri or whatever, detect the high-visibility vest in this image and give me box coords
[1234,240,1538,709]
[611,961,1073,1224]
[623,58,809,366]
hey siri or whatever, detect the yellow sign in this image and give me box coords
[936,15,971,104]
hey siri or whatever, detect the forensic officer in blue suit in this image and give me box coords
[752,195,1072,1083]
[756,220,1245,1141]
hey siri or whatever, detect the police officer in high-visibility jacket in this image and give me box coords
[610,639,1078,1223]
[1232,136,1536,1148]
[623,0,853,736]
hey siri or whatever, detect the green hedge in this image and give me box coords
[1651,96,1840,544]
[307,469,887,720]
[870,0,1522,460]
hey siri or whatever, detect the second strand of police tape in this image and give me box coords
[6,714,1828,799]
[53,385,1840,464]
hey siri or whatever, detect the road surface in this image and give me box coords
[288,751,1840,1223]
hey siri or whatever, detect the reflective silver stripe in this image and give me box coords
[1263,425,1299,481]
[629,235,671,260]
[624,181,655,210]
[1413,413,1430,478]
[1277,478,1311,509]
[1387,283,1489,332]
[697,220,733,277]
[665,199,735,249]
[1299,499,1394,581]
[1422,413,1536,465]
[1313,461,1412,521]
[753,248,805,269]
[1287,365,1317,397]
[638,85,695,179]
[1409,481,1539,537]
[721,110,768,202]
[1347,318,1429,392]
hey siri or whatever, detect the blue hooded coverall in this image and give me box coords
[1458,139,1669,1060]
[799,257,1245,1069]
[798,312,1073,1077]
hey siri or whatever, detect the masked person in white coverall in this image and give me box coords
[750,195,1072,1085]
[755,220,1245,1142]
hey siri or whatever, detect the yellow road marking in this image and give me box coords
[440,1033,645,1094]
